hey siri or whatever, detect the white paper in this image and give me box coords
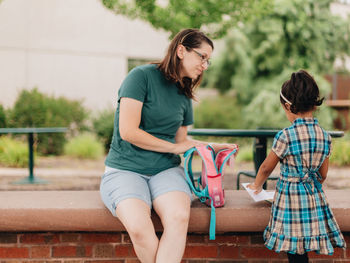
[242,183,275,202]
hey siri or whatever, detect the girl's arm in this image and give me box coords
[318,157,329,184]
[247,151,280,194]
[119,97,201,154]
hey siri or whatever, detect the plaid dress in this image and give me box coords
[264,118,346,255]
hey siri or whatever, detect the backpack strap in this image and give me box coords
[215,146,238,175]
[183,145,238,240]
[195,145,220,240]
[183,147,209,201]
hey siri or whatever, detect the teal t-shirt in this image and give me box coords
[105,64,194,175]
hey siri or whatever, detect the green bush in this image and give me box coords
[8,88,89,155]
[330,133,350,166]
[64,133,104,159]
[0,136,28,167]
[235,145,253,163]
[92,109,115,152]
[0,104,6,128]
[194,95,246,129]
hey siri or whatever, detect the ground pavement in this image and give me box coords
[0,156,349,191]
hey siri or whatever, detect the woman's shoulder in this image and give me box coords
[123,64,158,83]
[132,64,158,74]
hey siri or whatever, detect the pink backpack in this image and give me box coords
[184,145,238,240]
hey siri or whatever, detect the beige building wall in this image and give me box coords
[0,0,170,110]
[0,1,349,111]
[331,2,350,70]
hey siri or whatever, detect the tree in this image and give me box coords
[101,0,272,38]
[203,0,350,129]
[0,105,6,128]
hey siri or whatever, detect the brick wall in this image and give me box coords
[0,232,348,263]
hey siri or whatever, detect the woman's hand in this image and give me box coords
[246,182,263,194]
[210,143,239,155]
[172,140,204,155]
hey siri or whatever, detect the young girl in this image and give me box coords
[248,70,346,263]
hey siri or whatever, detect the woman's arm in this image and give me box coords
[119,97,199,154]
[175,126,239,153]
[247,151,280,194]
[318,157,329,184]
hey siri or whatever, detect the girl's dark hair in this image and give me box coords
[280,70,324,114]
[156,29,214,99]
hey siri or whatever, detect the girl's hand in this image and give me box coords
[247,182,263,194]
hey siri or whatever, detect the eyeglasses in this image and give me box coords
[192,49,211,67]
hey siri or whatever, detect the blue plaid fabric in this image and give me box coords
[263,118,346,255]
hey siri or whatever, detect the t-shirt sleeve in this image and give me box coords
[117,67,147,103]
[182,99,194,126]
[271,130,288,159]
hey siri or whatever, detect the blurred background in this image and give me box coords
[0,0,349,188]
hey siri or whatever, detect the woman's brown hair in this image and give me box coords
[156,29,214,99]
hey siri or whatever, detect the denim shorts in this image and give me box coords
[100,166,193,217]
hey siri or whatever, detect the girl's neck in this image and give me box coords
[287,110,314,123]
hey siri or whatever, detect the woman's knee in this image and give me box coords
[125,219,156,243]
[162,209,190,229]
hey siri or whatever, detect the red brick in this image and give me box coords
[31,246,50,258]
[132,246,137,257]
[217,245,239,258]
[52,246,77,257]
[187,234,206,244]
[20,233,59,244]
[52,245,91,258]
[309,248,345,259]
[60,233,81,242]
[183,245,218,258]
[345,235,350,245]
[94,244,115,258]
[125,260,141,263]
[0,247,29,258]
[250,234,265,245]
[0,233,18,243]
[122,233,132,244]
[82,233,121,243]
[240,247,282,258]
[86,261,124,263]
[115,245,132,257]
[85,246,93,257]
[209,235,249,245]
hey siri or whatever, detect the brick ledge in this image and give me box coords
[0,190,349,232]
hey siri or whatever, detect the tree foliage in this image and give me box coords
[8,88,89,155]
[203,0,349,129]
[0,105,6,128]
[101,0,272,38]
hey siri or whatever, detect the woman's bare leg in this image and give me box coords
[116,198,159,263]
[152,192,191,263]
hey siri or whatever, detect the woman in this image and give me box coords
[100,28,236,263]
